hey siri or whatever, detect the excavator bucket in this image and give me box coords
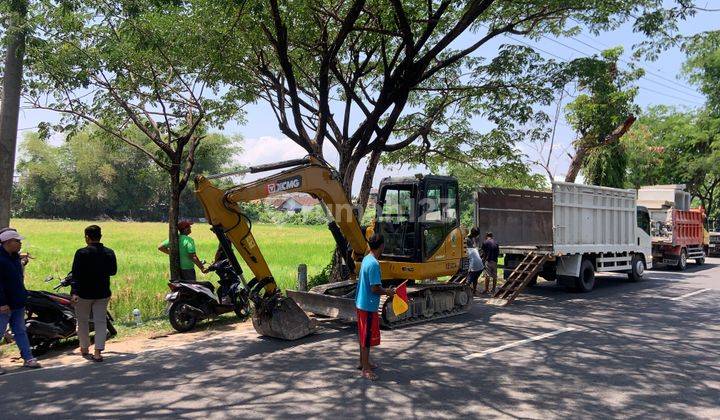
[252,295,318,340]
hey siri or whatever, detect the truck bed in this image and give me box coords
[475,182,638,255]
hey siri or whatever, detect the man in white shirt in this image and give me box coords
[465,237,484,296]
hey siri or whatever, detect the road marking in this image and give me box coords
[463,327,576,361]
[669,288,712,301]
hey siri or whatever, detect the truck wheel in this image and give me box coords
[575,260,595,292]
[677,249,688,271]
[627,255,645,282]
[526,274,538,287]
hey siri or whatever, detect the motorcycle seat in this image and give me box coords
[196,281,215,291]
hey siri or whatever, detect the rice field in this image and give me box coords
[12,219,335,324]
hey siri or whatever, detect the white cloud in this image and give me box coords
[238,136,307,166]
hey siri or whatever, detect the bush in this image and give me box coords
[308,261,333,289]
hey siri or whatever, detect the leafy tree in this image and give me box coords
[214,0,700,208]
[24,0,249,279]
[204,0,703,279]
[563,47,642,187]
[14,128,242,220]
[625,108,719,220]
[624,30,720,221]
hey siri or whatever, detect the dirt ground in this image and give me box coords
[0,319,255,372]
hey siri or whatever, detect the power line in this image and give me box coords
[538,34,705,102]
[563,20,701,93]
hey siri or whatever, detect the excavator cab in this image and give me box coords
[376,175,459,262]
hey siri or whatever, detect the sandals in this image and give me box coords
[361,369,378,381]
[356,362,379,370]
[23,358,41,369]
[91,355,104,362]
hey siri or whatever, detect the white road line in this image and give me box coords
[669,288,712,301]
[463,327,576,361]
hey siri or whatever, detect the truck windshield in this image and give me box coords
[637,208,651,235]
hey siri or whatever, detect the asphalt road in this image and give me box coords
[2,258,719,419]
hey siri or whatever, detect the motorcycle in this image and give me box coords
[24,273,117,354]
[165,259,252,332]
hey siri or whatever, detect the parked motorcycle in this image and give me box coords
[24,273,117,354]
[165,259,252,332]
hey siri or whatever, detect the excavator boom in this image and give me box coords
[195,155,472,339]
[194,156,366,340]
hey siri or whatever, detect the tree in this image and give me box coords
[563,47,641,187]
[625,107,720,220]
[13,128,242,220]
[215,1,698,209]
[624,30,720,221]
[0,0,28,228]
[24,0,249,279]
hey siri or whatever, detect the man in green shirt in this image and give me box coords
[158,221,206,281]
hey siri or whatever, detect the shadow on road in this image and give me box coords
[0,268,718,418]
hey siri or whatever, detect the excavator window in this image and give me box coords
[421,183,446,258]
[377,186,416,259]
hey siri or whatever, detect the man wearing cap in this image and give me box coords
[158,221,206,281]
[0,229,41,373]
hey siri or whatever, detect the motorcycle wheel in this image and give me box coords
[107,318,118,338]
[234,296,252,321]
[168,300,198,332]
[32,340,54,355]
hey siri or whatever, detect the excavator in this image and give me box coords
[194,155,472,340]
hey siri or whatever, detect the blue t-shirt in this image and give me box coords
[356,254,382,312]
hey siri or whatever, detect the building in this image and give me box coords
[264,193,320,213]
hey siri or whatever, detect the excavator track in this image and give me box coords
[379,282,473,329]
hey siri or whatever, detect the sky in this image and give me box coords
[14,6,718,194]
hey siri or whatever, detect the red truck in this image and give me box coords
[638,185,706,270]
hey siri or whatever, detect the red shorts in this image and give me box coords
[356,309,380,348]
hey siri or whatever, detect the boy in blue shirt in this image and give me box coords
[356,233,395,381]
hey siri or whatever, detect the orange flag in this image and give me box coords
[392,281,409,315]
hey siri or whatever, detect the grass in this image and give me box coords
[13,219,335,324]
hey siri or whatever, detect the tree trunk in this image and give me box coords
[329,153,359,282]
[0,0,28,228]
[357,150,381,214]
[167,168,182,281]
[565,115,636,183]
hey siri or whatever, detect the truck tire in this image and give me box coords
[527,274,538,287]
[575,259,596,292]
[677,249,688,271]
[627,255,645,282]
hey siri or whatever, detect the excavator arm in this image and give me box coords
[194,156,369,339]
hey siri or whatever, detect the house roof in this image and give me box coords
[263,193,319,209]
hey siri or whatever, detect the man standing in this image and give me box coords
[481,232,500,294]
[465,237,484,296]
[71,225,117,362]
[355,233,395,381]
[0,229,41,374]
[158,220,206,281]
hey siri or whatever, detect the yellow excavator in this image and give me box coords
[194,155,472,340]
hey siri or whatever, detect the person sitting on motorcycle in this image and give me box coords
[208,247,236,305]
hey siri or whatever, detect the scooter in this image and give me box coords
[165,259,252,332]
[24,273,117,354]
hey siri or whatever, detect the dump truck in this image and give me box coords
[708,219,720,257]
[636,185,706,270]
[474,182,652,300]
